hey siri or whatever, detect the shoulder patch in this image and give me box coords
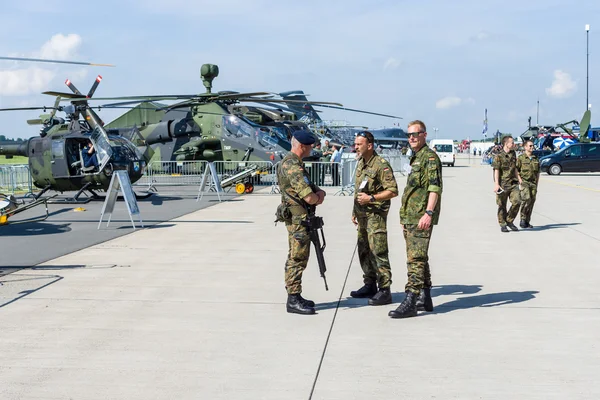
[304,176,311,184]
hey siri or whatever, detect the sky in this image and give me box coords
[1,0,599,141]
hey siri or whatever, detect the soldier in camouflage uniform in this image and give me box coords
[389,120,442,319]
[277,130,326,315]
[349,131,398,306]
[517,140,540,228]
[492,136,522,232]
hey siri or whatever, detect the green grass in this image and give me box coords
[0,156,28,165]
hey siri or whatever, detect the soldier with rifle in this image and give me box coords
[275,130,327,315]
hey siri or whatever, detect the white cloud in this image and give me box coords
[383,57,401,70]
[0,33,83,96]
[545,70,577,98]
[436,96,463,109]
[0,68,56,96]
[39,33,82,60]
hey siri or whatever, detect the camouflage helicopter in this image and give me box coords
[68,64,340,168]
[0,75,148,203]
[85,64,402,166]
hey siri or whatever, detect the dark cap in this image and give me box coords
[293,130,316,145]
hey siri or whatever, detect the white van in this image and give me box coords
[429,139,456,166]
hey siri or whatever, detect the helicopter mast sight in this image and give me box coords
[200,64,219,94]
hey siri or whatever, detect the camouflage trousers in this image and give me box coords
[496,184,521,226]
[357,213,392,288]
[403,224,433,294]
[519,181,537,223]
[285,223,311,294]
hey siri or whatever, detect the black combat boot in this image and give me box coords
[350,282,378,298]
[500,225,509,233]
[507,222,519,231]
[368,288,392,305]
[299,294,315,307]
[286,294,315,315]
[388,291,418,319]
[519,220,528,229]
[416,288,434,312]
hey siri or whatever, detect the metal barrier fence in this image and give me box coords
[381,155,410,175]
[139,160,278,192]
[0,165,33,195]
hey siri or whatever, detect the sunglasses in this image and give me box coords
[407,131,425,138]
[356,131,374,143]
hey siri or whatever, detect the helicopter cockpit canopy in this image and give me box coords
[90,127,113,171]
[222,115,287,151]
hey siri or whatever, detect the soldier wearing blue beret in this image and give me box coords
[276,129,326,315]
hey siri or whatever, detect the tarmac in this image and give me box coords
[1,154,599,399]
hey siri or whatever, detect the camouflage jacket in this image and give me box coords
[353,153,398,216]
[278,152,316,218]
[516,153,540,185]
[492,150,519,187]
[400,145,443,225]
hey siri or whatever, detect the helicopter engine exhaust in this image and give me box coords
[144,119,201,146]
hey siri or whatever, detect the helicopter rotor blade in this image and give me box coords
[65,78,83,96]
[237,98,344,107]
[0,106,60,112]
[0,56,115,67]
[48,96,62,119]
[87,75,103,98]
[310,104,402,119]
[42,91,86,99]
[82,95,198,102]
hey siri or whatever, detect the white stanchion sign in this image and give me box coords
[98,170,144,230]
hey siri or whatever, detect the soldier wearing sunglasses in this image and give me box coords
[389,120,443,319]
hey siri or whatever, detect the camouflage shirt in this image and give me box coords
[353,152,398,215]
[492,150,518,187]
[400,145,443,225]
[516,153,540,184]
[278,152,316,215]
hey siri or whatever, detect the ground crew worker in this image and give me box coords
[492,136,522,232]
[277,130,326,315]
[389,120,442,319]
[349,131,398,306]
[517,139,540,228]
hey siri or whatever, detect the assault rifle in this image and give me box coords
[301,207,329,291]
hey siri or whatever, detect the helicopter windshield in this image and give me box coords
[222,115,284,151]
[108,136,143,162]
[90,127,113,170]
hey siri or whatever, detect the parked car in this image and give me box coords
[539,143,600,175]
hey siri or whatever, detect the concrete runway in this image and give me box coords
[1,155,599,399]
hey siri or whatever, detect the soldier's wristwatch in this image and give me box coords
[370,195,376,202]
[425,210,434,217]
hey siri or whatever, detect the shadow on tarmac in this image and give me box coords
[316,284,485,311]
[432,290,539,314]
[0,222,72,236]
[530,222,581,231]
[315,285,538,313]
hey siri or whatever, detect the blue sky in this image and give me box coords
[1,0,599,140]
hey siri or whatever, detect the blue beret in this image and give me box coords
[293,130,316,145]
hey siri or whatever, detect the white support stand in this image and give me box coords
[98,170,144,230]
[196,161,223,202]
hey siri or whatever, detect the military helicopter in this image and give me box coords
[0,76,147,203]
[83,64,402,166]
